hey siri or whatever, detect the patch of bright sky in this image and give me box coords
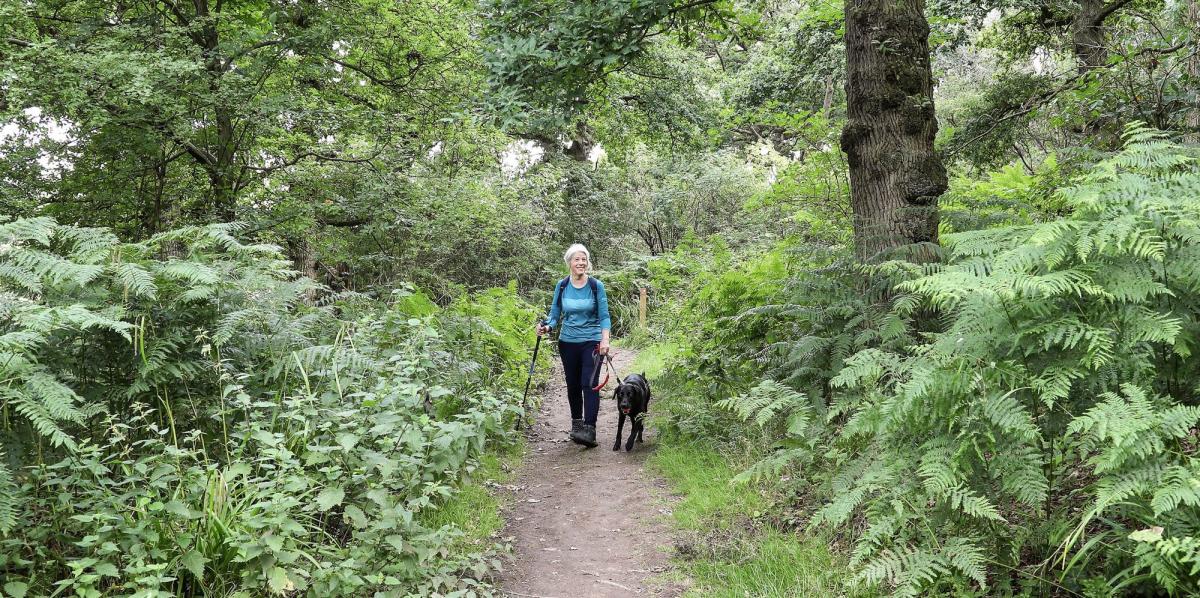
[586,144,606,166]
[0,107,76,174]
[498,139,608,177]
[500,139,545,178]
[1031,47,1050,75]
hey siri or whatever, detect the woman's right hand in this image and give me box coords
[536,323,550,336]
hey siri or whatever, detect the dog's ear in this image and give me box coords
[641,371,646,379]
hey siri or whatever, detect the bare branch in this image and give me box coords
[322,55,421,90]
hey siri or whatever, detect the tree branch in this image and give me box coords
[1095,0,1135,25]
[317,214,373,227]
[322,55,421,90]
[946,71,1086,157]
[1131,39,1190,59]
[223,39,285,69]
[669,0,720,16]
[244,149,381,175]
[158,0,192,26]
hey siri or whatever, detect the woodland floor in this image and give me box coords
[496,346,686,597]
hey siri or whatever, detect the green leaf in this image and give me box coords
[164,500,193,518]
[335,432,359,451]
[344,504,369,528]
[315,486,345,511]
[4,582,29,598]
[182,550,207,581]
[252,429,278,446]
[267,566,292,594]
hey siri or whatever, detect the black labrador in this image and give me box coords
[613,373,651,452]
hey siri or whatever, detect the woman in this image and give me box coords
[537,244,611,448]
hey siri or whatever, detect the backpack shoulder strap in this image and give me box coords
[587,278,599,319]
[553,277,569,314]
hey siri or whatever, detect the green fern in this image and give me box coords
[110,262,157,300]
[788,125,1200,595]
[980,390,1038,441]
[1068,385,1200,474]
[0,450,17,535]
[860,538,988,596]
[918,445,1006,522]
[714,379,810,430]
[715,380,816,483]
[0,216,55,245]
[157,261,221,286]
[6,391,78,451]
[1150,466,1200,517]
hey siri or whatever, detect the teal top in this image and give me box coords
[546,277,611,343]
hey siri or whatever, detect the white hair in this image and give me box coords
[563,243,591,268]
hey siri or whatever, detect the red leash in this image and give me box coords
[591,350,622,391]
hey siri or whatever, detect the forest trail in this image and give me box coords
[497,347,683,597]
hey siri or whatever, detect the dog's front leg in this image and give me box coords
[613,410,625,451]
[638,399,649,443]
[625,417,639,451]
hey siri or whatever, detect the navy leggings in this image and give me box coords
[559,340,600,425]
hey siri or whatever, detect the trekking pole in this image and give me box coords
[518,319,545,431]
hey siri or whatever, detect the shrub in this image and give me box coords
[0,217,534,596]
[814,125,1200,595]
[650,124,1200,595]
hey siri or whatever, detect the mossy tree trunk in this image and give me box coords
[840,0,946,262]
[1072,0,1112,74]
[1188,1,1200,142]
[1070,0,1131,143]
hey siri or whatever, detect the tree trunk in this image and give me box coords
[150,153,167,235]
[1188,1,1200,142]
[1072,0,1109,74]
[1070,0,1130,144]
[822,72,835,120]
[190,0,242,222]
[286,236,319,281]
[840,0,946,262]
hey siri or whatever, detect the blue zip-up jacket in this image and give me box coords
[546,277,611,343]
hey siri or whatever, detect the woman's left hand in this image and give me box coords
[597,340,610,355]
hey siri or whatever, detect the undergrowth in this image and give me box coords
[649,441,868,597]
[0,218,546,596]
[631,125,1200,596]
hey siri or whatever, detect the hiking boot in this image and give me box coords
[569,418,583,441]
[574,424,597,448]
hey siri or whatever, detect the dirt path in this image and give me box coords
[497,346,682,598]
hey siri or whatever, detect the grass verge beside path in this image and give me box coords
[650,442,864,597]
[631,345,867,597]
[415,440,524,578]
[621,339,680,379]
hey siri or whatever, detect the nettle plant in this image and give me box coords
[0,218,526,596]
[815,126,1200,595]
